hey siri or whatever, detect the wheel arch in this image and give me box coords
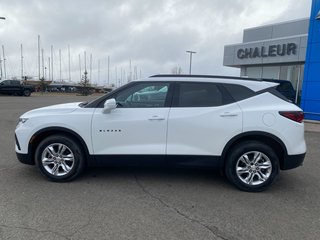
[221,131,288,170]
[28,127,91,165]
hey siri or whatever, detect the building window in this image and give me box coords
[243,64,305,104]
[280,64,304,104]
[245,66,262,78]
[262,66,280,79]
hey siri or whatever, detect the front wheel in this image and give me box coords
[225,141,279,192]
[35,135,85,182]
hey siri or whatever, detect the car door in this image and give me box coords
[91,81,172,156]
[167,81,243,156]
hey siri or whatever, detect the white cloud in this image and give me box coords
[0,0,312,85]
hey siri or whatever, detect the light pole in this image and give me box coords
[186,50,196,74]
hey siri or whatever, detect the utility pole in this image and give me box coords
[2,45,6,79]
[186,50,196,74]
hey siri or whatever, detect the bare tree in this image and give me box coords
[79,70,90,96]
[171,66,183,74]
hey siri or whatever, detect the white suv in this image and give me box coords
[15,75,306,191]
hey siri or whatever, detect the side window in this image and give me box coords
[276,82,294,92]
[177,82,226,107]
[114,82,169,108]
[223,84,255,101]
[12,80,20,85]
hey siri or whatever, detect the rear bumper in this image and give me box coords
[16,152,35,165]
[281,153,306,170]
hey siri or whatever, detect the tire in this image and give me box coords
[225,141,279,192]
[23,89,31,96]
[35,135,85,182]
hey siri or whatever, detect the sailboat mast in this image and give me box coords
[79,54,81,81]
[68,45,71,82]
[41,48,44,79]
[2,45,6,79]
[51,45,54,81]
[98,59,100,85]
[107,56,110,86]
[38,35,40,80]
[21,44,24,79]
[89,53,92,81]
[48,57,51,81]
[0,55,2,80]
[59,49,62,82]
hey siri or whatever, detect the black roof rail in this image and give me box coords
[149,74,264,82]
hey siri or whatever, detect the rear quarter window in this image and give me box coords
[223,84,255,101]
[175,82,233,107]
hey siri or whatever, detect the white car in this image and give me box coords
[15,74,306,191]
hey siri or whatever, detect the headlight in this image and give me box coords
[17,118,28,127]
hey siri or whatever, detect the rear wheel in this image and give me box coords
[225,141,279,192]
[35,135,85,182]
[23,89,31,96]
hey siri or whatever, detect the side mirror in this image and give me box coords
[103,98,117,111]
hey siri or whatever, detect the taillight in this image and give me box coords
[279,111,304,123]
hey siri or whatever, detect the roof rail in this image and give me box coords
[149,74,263,82]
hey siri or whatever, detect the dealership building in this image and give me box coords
[223,0,320,121]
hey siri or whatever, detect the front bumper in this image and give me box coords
[281,153,306,170]
[16,152,35,165]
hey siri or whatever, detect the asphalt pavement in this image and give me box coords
[0,94,319,240]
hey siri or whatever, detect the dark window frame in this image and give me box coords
[90,81,175,109]
[172,82,234,108]
[222,83,256,102]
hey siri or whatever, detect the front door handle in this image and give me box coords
[220,112,238,117]
[148,115,165,120]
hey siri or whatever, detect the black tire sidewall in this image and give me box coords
[23,90,31,96]
[225,141,279,192]
[35,135,84,182]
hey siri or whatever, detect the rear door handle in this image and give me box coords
[220,112,238,117]
[148,115,165,120]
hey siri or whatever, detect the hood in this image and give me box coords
[21,102,82,118]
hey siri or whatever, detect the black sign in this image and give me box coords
[237,43,297,59]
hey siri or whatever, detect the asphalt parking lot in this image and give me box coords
[0,94,319,240]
